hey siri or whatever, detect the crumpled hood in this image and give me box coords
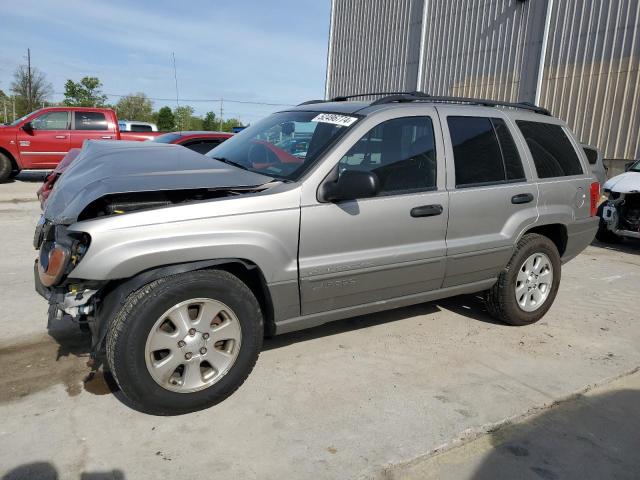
[44,140,273,224]
[603,171,640,194]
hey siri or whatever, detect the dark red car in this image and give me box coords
[37,131,233,208]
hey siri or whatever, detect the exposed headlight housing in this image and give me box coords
[38,242,71,287]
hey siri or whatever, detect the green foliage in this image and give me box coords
[173,105,195,131]
[202,111,217,130]
[155,106,175,131]
[116,93,154,121]
[63,76,108,107]
[220,117,243,132]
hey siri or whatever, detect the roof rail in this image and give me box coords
[298,91,550,115]
[297,99,326,106]
[330,91,428,102]
[369,92,551,115]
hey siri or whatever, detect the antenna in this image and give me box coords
[172,52,180,109]
[172,52,181,131]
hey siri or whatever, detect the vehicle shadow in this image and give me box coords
[591,238,640,255]
[15,171,49,182]
[435,293,506,326]
[467,388,640,479]
[263,302,440,351]
[2,462,125,479]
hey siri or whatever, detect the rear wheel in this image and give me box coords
[0,153,13,183]
[106,269,263,415]
[486,233,561,326]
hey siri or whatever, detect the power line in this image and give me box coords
[52,92,295,107]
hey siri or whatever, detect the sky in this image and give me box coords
[0,0,331,124]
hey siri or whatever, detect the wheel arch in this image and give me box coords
[0,146,20,171]
[519,223,568,256]
[93,258,276,354]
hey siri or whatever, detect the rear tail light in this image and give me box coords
[589,182,600,216]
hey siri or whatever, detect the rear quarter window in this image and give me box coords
[583,147,598,165]
[516,121,583,178]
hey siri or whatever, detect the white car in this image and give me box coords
[118,120,158,132]
[597,160,640,242]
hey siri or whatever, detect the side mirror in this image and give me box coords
[21,121,34,134]
[320,169,380,202]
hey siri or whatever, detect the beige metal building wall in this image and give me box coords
[325,0,640,161]
[539,0,640,161]
[417,0,548,103]
[324,0,424,99]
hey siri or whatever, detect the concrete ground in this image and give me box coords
[1,178,639,480]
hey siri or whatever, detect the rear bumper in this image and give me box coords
[562,217,599,263]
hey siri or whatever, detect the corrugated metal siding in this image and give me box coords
[326,0,640,160]
[325,0,424,99]
[539,0,640,160]
[418,0,548,102]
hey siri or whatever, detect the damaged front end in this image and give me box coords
[600,191,640,239]
[34,219,102,334]
[33,140,275,362]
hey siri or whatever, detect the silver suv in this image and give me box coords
[34,93,600,414]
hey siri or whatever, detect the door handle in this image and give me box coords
[101,136,113,139]
[410,204,443,217]
[55,135,67,139]
[511,193,534,204]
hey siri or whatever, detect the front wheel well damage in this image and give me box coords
[521,224,568,257]
[93,259,276,356]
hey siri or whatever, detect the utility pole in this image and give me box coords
[219,98,223,131]
[3,98,6,124]
[12,97,16,122]
[27,48,32,113]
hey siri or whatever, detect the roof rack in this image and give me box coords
[369,92,551,116]
[298,91,550,116]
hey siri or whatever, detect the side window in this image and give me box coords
[583,147,598,165]
[74,111,108,131]
[516,121,583,178]
[183,140,221,154]
[31,111,69,130]
[130,124,152,132]
[448,116,525,187]
[338,116,437,195]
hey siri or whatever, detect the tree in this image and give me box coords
[116,93,153,121]
[173,105,194,131]
[63,76,107,107]
[202,111,217,130]
[156,106,175,131]
[10,65,53,116]
[221,117,242,132]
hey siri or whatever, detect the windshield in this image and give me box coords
[206,111,360,181]
[9,110,40,126]
[630,160,640,172]
[150,132,182,144]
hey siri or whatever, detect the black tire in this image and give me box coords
[485,233,561,326]
[0,153,13,183]
[595,204,621,243]
[106,269,263,415]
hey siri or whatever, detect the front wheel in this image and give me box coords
[485,233,561,326]
[0,153,14,183]
[106,269,263,415]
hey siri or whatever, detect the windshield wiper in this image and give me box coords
[212,156,251,172]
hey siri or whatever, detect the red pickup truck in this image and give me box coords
[0,107,161,181]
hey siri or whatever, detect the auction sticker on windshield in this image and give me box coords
[311,113,358,127]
